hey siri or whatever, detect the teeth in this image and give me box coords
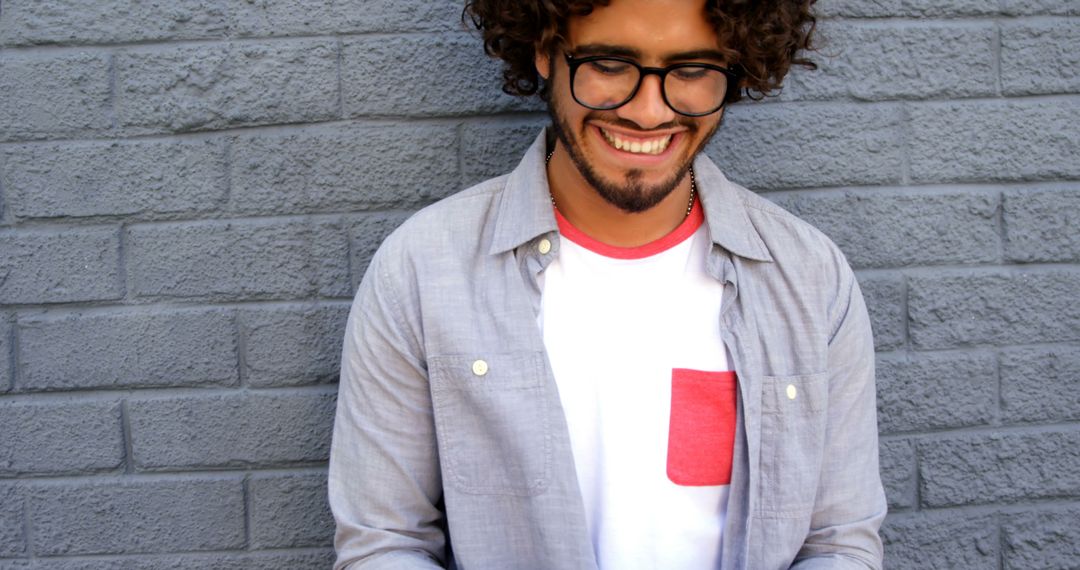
[601,128,671,155]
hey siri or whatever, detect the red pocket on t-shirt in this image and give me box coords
[667,369,738,486]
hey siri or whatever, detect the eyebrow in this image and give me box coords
[571,43,728,65]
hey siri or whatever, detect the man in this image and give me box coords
[329,0,886,568]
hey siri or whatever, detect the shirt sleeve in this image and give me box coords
[328,245,447,569]
[791,274,888,569]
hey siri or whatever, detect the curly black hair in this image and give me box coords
[463,0,818,103]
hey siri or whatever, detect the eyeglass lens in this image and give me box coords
[573,59,729,115]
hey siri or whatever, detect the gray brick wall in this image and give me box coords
[0,0,1076,567]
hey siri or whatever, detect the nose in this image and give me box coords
[615,73,676,130]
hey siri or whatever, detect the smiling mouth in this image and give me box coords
[599,127,673,155]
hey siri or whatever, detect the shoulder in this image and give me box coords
[724,181,859,328]
[378,175,507,254]
[363,174,509,286]
[735,182,852,276]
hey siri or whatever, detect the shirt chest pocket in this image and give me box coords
[429,352,552,496]
[758,372,828,518]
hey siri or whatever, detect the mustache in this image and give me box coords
[584,113,695,134]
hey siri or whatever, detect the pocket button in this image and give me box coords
[471,359,489,376]
[786,384,797,400]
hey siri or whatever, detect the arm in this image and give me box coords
[328,246,446,569]
[791,276,887,569]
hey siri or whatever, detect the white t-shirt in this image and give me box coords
[538,200,736,569]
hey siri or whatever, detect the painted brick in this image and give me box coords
[857,275,906,351]
[342,34,540,117]
[228,124,459,215]
[1001,0,1076,15]
[1002,20,1080,96]
[779,190,1000,268]
[1,139,226,220]
[242,304,349,387]
[1004,186,1080,262]
[783,23,996,101]
[0,228,121,304]
[816,0,998,17]
[128,219,350,301]
[348,212,413,286]
[881,511,998,570]
[0,485,25,557]
[18,310,237,391]
[909,270,1080,349]
[28,478,244,556]
[1,550,336,569]
[116,40,338,133]
[876,351,997,434]
[1000,346,1080,424]
[249,472,333,548]
[705,103,903,190]
[0,1,229,46]
[1003,506,1080,570]
[460,117,549,188]
[233,0,462,35]
[128,392,336,469]
[908,99,1080,184]
[919,430,1080,507]
[0,51,111,141]
[879,439,915,510]
[0,401,122,475]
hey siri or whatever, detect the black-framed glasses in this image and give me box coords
[564,52,739,117]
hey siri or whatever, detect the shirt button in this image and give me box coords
[471,359,489,377]
[537,238,552,255]
[786,384,797,400]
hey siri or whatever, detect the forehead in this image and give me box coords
[567,0,720,56]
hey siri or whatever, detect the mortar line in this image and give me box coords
[994,350,1004,427]
[121,400,135,474]
[997,510,1005,570]
[881,420,1080,440]
[900,272,912,353]
[6,466,326,486]
[0,30,471,53]
[455,122,465,190]
[9,314,21,392]
[344,212,357,294]
[898,102,912,185]
[117,223,130,300]
[0,111,549,148]
[0,152,9,225]
[335,36,345,119]
[107,52,119,131]
[243,473,253,550]
[0,382,337,406]
[992,19,1004,97]
[23,545,334,563]
[234,309,249,388]
[2,297,354,319]
[22,487,35,559]
[912,438,922,511]
[221,137,233,211]
[995,188,1008,263]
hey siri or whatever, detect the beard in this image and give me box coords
[546,91,722,214]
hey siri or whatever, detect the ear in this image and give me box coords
[535,49,551,80]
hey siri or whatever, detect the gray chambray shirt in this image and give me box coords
[329,130,887,569]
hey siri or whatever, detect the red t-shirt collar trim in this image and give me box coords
[554,197,704,260]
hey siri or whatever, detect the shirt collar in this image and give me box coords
[489,129,773,263]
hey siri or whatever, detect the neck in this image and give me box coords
[546,145,695,248]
